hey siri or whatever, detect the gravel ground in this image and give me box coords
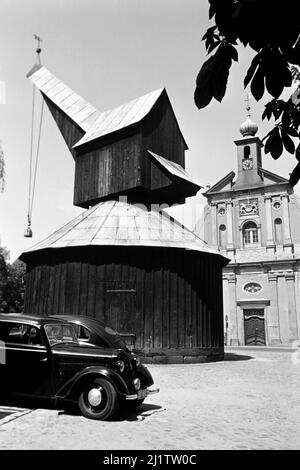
[0,347,299,450]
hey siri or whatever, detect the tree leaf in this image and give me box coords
[194,84,213,109]
[289,161,300,187]
[195,55,215,88]
[207,39,221,54]
[296,143,300,162]
[262,102,273,120]
[281,130,295,154]
[250,62,265,101]
[194,56,216,109]
[211,44,232,102]
[286,126,299,137]
[226,43,238,62]
[264,126,283,159]
[244,53,260,88]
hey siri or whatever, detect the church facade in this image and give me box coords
[201,114,300,346]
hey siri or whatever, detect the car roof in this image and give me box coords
[50,315,107,330]
[0,313,69,326]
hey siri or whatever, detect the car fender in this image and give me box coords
[56,366,130,399]
[136,364,154,388]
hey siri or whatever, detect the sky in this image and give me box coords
[0,0,298,262]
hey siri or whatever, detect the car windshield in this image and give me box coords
[44,323,78,346]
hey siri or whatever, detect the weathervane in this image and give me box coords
[34,34,43,64]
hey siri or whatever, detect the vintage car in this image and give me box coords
[0,314,159,420]
[50,314,155,405]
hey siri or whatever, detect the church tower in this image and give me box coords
[199,97,300,347]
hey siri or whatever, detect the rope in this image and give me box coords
[27,83,36,225]
[26,84,44,228]
[30,98,44,217]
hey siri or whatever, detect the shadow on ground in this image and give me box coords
[59,402,165,422]
[0,395,164,423]
[224,352,253,361]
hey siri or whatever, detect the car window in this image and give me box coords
[44,323,78,346]
[0,322,44,346]
[73,324,91,341]
[26,327,44,346]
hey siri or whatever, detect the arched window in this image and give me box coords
[243,221,258,245]
[219,224,227,248]
[244,146,251,159]
[274,218,283,243]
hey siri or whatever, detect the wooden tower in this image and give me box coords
[20,64,229,363]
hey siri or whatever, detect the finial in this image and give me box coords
[34,34,43,65]
[245,92,251,119]
[240,92,258,137]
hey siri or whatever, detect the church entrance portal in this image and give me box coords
[244,309,266,346]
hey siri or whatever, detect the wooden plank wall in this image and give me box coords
[44,96,85,159]
[141,92,186,189]
[74,134,142,206]
[24,247,224,353]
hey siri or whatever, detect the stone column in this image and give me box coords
[277,273,290,344]
[281,194,293,254]
[227,274,239,345]
[211,203,217,248]
[226,201,234,249]
[264,196,274,253]
[295,271,300,343]
[285,271,298,342]
[267,272,281,345]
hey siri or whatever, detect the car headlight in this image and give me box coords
[133,378,141,390]
[132,355,141,366]
[116,360,125,373]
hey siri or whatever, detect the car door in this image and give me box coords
[1,322,53,396]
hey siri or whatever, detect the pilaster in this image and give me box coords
[227,273,239,345]
[285,271,298,342]
[264,196,275,254]
[211,203,217,248]
[267,272,281,344]
[281,194,293,254]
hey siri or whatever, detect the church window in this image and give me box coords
[244,146,251,158]
[243,221,258,245]
[273,201,281,210]
[219,224,227,248]
[274,218,283,243]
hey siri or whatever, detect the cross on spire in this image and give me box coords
[245,92,251,118]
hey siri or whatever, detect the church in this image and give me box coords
[199,106,300,347]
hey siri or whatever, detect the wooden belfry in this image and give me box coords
[20,64,228,363]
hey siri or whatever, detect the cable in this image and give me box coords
[27,83,36,226]
[30,98,44,218]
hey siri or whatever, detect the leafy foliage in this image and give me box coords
[195,0,300,186]
[0,248,26,313]
[4,260,26,313]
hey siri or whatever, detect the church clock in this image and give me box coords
[242,158,253,170]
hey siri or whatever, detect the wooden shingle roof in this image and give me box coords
[27,65,188,150]
[148,151,202,188]
[20,200,227,260]
[73,89,164,148]
[27,65,101,132]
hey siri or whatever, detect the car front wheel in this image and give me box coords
[78,378,118,420]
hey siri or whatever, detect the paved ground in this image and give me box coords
[0,347,299,450]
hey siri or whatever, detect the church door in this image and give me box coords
[244,309,265,345]
[105,282,137,335]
